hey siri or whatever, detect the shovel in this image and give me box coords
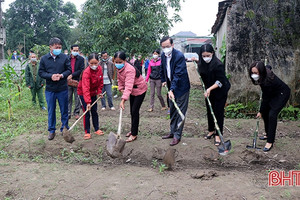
[246,92,262,150]
[164,85,186,129]
[62,92,106,143]
[194,62,231,155]
[106,108,126,158]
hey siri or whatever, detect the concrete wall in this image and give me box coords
[223,0,300,105]
[215,10,228,61]
[0,60,27,74]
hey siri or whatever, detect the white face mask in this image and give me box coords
[203,57,212,63]
[31,58,37,62]
[90,65,98,70]
[153,54,158,59]
[163,47,172,56]
[251,74,260,81]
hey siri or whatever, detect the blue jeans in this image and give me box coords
[101,84,114,108]
[45,90,69,133]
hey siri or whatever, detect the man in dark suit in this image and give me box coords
[160,36,190,146]
[38,37,72,140]
[67,44,85,119]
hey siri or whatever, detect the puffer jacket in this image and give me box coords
[117,62,147,101]
[77,65,103,104]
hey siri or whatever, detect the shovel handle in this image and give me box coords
[194,62,227,145]
[69,91,106,131]
[117,108,122,137]
[164,85,185,121]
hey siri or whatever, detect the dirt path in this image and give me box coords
[1,87,300,199]
[1,160,299,200]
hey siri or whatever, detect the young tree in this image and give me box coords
[78,0,181,55]
[4,0,77,54]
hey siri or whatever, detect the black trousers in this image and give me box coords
[80,95,99,134]
[130,92,146,136]
[206,95,227,135]
[261,91,290,143]
[170,91,189,140]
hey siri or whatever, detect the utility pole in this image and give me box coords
[0,0,5,60]
[23,33,25,55]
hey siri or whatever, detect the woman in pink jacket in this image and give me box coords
[114,51,147,142]
[145,49,167,112]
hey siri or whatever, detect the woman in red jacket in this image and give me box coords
[77,53,104,140]
[114,51,148,142]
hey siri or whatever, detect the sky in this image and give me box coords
[2,0,221,36]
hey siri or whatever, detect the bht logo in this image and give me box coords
[269,170,300,186]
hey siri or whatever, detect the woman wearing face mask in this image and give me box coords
[145,49,167,112]
[249,61,290,151]
[197,44,231,146]
[114,51,148,142]
[77,53,104,140]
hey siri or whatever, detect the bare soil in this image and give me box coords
[1,86,300,199]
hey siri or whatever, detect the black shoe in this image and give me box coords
[259,136,267,140]
[263,144,273,152]
[162,133,174,139]
[204,133,215,140]
[48,132,56,140]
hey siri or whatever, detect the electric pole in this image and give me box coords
[0,0,5,60]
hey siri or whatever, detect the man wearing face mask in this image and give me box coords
[99,51,116,111]
[67,44,85,120]
[197,44,231,146]
[160,36,190,146]
[39,37,72,141]
[25,52,46,110]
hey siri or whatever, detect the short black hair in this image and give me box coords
[101,51,107,56]
[71,44,79,50]
[49,37,62,46]
[153,49,160,54]
[29,50,34,53]
[160,36,173,45]
[114,51,126,61]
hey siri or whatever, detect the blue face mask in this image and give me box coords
[13,52,17,55]
[52,49,61,56]
[72,52,79,57]
[115,63,125,69]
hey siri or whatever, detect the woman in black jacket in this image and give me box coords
[197,44,231,146]
[249,61,290,151]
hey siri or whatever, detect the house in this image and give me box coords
[211,0,232,60]
[171,31,212,56]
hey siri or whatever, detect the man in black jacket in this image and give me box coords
[38,37,72,140]
[67,44,85,119]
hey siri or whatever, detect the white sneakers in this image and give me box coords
[102,107,116,111]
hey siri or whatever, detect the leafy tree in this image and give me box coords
[4,0,77,54]
[78,0,182,55]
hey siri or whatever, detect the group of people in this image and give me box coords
[29,36,290,152]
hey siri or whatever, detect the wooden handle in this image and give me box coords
[164,85,185,121]
[117,108,122,137]
[69,91,106,131]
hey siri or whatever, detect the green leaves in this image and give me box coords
[78,0,182,55]
[4,0,77,54]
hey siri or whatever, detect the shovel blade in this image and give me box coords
[217,140,231,156]
[62,127,75,143]
[246,139,261,149]
[106,132,126,158]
